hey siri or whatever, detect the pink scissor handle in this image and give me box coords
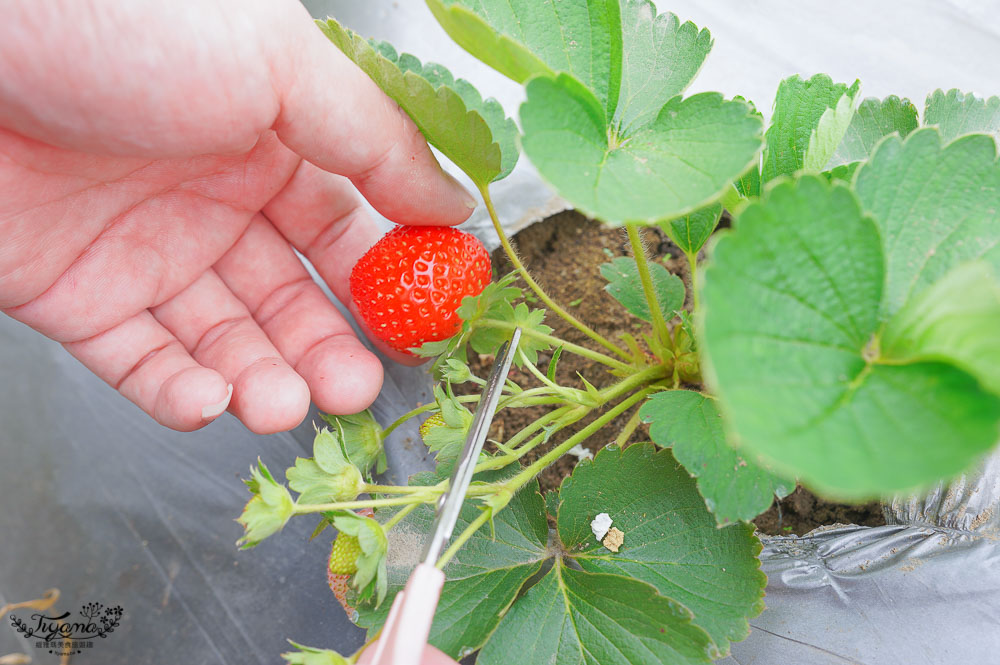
[359,563,447,665]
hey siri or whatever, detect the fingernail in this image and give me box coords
[446,171,478,210]
[202,383,233,419]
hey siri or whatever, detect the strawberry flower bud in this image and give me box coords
[319,410,386,475]
[287,427,365,505]
[237,460,294,549]
[281,641,350,665]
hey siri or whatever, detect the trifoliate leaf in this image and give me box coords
[826,95,918,170]
[287,428,365,505]
[426,0,623,116]
[701,175,1000,497]
[614,0,712,133]
[478,560,714,665]
[855,128,1000,318]
[883,261,1000,396]
[762,74,860,182]
[802,90,857,172]
[600,256,685,322]
[237,460,294,549]
[355,474,548,659]
[557,443,764,654]
[641,391,793,524]
[659,202,723,255]
[521,73,763,225]
[281,641,349,665]
[923,89,1000,143]
[318,19,517,185]
[507,302,553,365]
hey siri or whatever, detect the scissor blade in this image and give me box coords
[421,327,522,566]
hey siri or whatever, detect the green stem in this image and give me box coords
[685,249,700,313]
[504,389,652,492]
[435,505,493,569]
[479,185,631,361]
[381,501,420,531]
[480,319,632,372]
[626,223,671,348]
[293,495,433,514]
[382,392,563,438]
[613,406,643,447]
[362,484,430,495]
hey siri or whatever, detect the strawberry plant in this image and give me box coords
[236,2,1000,663]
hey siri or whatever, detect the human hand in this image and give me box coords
[0,0,476,433]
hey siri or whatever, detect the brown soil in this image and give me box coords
[466,210,885,537]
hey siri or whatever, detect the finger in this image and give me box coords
[269,6,477,226]
[261,161,422,366]
[63,311,233,432]
[150,269,310,434]
[213,212,385,414]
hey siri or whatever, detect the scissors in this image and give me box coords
[361,327,522,665]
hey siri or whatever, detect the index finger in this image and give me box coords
[270,8,478,227]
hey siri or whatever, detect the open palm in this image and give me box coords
[0,0,474,433]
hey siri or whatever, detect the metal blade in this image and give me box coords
[421,327,522,566]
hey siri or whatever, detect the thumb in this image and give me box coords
[270,6,477,226]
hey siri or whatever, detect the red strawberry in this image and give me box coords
[350,226,492,354]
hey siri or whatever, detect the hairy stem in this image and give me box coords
[293,495,434,514]
[479,185,631,361]
[503,388,652,493]
[626,223,671,348]
[480,319,632,372]
[435,504,494,569]
[685,249,700,313]
[613,406,643,447]
[381,502,420,531]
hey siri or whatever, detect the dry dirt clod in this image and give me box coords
[602,527,624,552]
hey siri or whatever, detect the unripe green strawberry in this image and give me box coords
[419,412,447,442]
[350,225,492,354]
[328,532,362,575]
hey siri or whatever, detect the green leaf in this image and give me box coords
[855,128,1000,318]
[356,475,548,659]
[821,160,860,184]
[614,1,712,133]
[426,0,623,115]
[600,256,685,322]
[802,91,857,172]
[659,202,723,255]
[281,641,349,665]
[469,301,552,366]
[237,460,294,549]
[318,19,516,185]
[640,391,793,524]
[478,560,715,665]
[924,89,1000,144]
[286,428,365,505]
[701,175,1000,497]
[762,74,860,182]
[826,95,918,169]
[557,444,763,654]
[521,73,763,225]
[883,261,1000,396]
